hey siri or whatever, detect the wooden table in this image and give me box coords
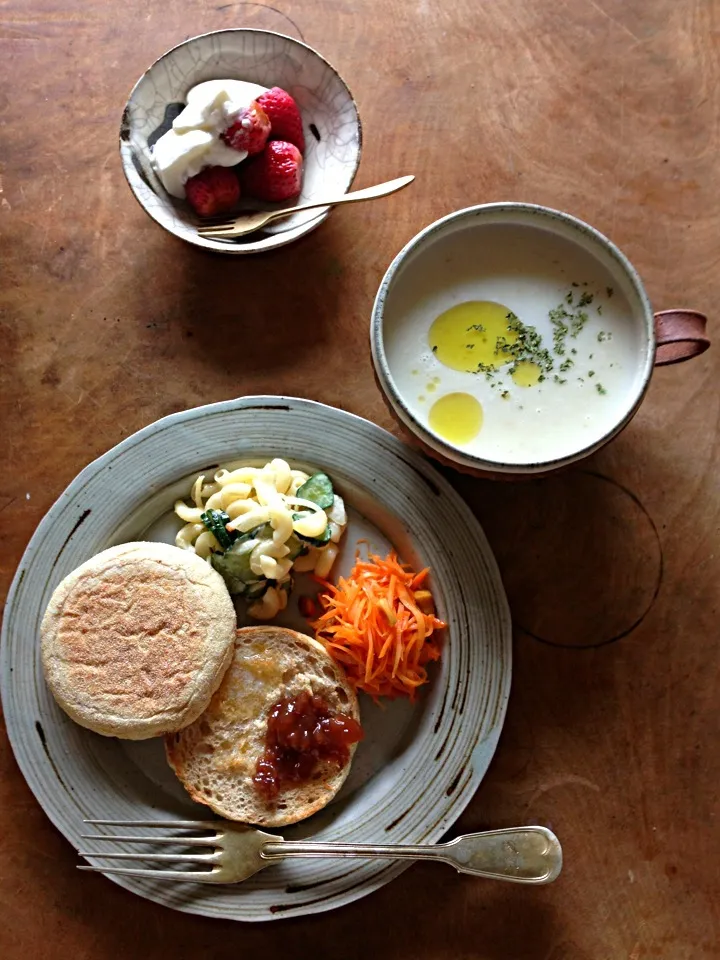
[1,1,718,956]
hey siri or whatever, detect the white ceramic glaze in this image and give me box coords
[120,31,362,254]
[0,397,511,921]
[371,204,656,475]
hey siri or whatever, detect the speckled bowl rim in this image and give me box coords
[371,202,656,475]
[119,29,363,255]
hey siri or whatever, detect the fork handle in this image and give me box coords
[264,174,415,223]
[262,826,562,884]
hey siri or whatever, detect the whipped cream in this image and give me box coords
[151,79,268,198]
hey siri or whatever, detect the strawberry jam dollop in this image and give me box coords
[253,691,363,801]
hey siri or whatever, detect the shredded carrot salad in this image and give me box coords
[312,551,446,700]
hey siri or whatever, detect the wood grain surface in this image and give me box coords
[1,1,718,957]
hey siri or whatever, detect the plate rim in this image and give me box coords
[0,395,512,920]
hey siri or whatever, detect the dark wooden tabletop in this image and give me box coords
[1,1,718,957]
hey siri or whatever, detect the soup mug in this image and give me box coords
[371,203,710,477]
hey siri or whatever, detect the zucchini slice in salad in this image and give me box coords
[285,534,306,560]
[245,579,270,600]
[200,509,236,551]
[296,472,335,510]
[210,538,258,592]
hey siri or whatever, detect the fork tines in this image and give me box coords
[77,818,224,882]
[197,223,240,237]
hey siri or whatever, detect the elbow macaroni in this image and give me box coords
[174,458,346,617]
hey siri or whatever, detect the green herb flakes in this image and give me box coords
[501,313,554,373]
[570,311,589,338]
[549,305,571,354]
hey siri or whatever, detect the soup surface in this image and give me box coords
[383,223,646,465]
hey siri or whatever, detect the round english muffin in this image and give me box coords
[41,541,236,739]
[165,626,361,827]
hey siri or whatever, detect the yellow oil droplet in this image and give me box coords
[511,361,542,387]
[429,301,518,373]
[418,395,426,402]
[429,392,483,446]
[426,382,437,393]
[433,376,441,384]
[411,369,419,375]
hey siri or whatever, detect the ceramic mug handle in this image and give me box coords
[654,310,710,365]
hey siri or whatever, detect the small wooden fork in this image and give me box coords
[78,819,562,884]
[196,174,415,239]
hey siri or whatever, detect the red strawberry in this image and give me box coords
[239,140,303,202]
[221,101,271,156]
[184,166,240,217]
[256,87,305,152]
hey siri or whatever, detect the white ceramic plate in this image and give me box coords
[0,397,511,921]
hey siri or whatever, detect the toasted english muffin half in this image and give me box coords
[41,541,236,739]
[165,626,360,827]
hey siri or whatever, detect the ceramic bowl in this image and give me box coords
[371,203,709,478]
[120,30,361,254]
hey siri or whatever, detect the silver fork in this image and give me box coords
[196,174,415,239]
[78,819,562,884]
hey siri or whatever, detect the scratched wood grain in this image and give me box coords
[0,0,718,957]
